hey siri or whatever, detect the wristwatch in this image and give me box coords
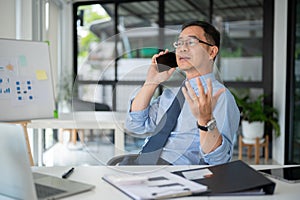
[197,118,217,132]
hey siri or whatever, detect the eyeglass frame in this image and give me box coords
[173,36,214,49]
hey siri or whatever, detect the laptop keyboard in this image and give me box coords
[35,183,66,199]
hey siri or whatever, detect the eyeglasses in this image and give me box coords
[173,37,214,49]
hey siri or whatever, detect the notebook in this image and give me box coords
[0,123,95,200]
[172,160,276,196]
[103,170,208,199]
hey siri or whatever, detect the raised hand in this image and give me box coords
[182,78,225,124]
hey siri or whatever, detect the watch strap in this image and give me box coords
[197,118,216,132]
[197,121,208,131]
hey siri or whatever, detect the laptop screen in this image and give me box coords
[0,123,95,200]
[0,123,38,199]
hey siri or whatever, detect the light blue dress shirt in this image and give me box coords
[125,73,240,165]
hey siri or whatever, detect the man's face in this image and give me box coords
[175,26,215,73]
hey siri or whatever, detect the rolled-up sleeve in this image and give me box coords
[200,89,240,165]
[201,135,232,164]
[125,97,159,134]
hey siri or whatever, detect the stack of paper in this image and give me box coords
[102,170,207,199]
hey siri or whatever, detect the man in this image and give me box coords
[124,20,240,165]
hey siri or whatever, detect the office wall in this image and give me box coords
[47,1,60,100]
[273,0,287,165]
[0,0,32,40]
[0,0,16,38]
[0,0,64,101]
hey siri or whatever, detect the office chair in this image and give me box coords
[106,154,139,165]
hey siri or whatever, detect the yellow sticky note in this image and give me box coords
[36,70,48,80]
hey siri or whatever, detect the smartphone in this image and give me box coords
[156,52,178,72]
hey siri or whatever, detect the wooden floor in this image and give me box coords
[43,131,278,166]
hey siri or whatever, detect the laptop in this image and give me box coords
[0,123,95,200]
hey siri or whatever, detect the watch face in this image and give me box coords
[207,119,217,131]
[197,118,216,131]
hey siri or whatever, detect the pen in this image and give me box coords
[62,167,74,179]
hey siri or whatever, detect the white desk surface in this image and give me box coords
[28,111,126,129]
[27,111,127,164]
[31,165,300,200]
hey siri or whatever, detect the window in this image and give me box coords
[73,0,271,113]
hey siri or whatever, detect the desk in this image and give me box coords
[31,165,300,200]
[27,111,126,166]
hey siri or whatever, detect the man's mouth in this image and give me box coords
[179,56,191,62]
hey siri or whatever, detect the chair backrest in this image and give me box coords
[106,154,138,165]
[72,98,110,111]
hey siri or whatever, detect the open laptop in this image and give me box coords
[0,123,95,200]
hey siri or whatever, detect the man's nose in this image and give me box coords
[179,43,188,51]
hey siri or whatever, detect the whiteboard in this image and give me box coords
[0,39,55,121]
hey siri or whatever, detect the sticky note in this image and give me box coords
[19,55,27,66]
[6,64,14,71]
[182,168,213,180]
[36,70,48,80]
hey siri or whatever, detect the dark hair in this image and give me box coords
[181,20,220,49]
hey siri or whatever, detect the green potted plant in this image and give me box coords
[232,92,280,138]
[57,72,74,113]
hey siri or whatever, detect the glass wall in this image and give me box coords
[213,1,265,114]
[73,0,268,113]
[75,3,113,109]
[219,21,263,82]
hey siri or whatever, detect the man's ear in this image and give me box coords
[209,46,219,60]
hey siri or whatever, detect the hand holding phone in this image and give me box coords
[156,52,178,72]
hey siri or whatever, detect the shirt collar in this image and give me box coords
[187,73,216,89]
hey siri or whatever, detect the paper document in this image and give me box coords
[102,170,207,200]
[182,168,213,180]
